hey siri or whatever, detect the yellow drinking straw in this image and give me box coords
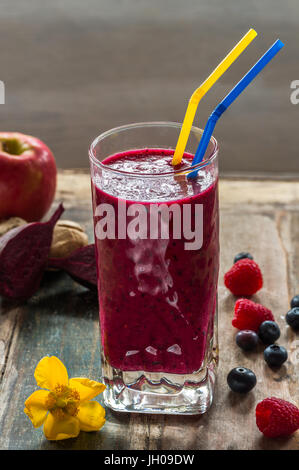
[172,28,257,166]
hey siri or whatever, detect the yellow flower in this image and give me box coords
[24,356,106,440]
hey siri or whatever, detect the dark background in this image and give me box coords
[0,0,298,176]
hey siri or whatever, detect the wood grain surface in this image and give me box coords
[0,0,298,176]
[0,171,299,450]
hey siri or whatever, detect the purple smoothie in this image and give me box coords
[92,148,219,374]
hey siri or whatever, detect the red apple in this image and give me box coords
[0,132,57,222]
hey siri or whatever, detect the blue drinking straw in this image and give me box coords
[188,39,284,179]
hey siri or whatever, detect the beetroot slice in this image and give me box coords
[48,244,97,290]
[0,203,64,300]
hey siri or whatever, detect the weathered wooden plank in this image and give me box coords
[0,172,299,450]
[1,0,298,178]
[56,172,299,206]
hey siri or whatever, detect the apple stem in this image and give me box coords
[0,138,31,156]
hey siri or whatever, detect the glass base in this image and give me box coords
[102,357,218,415]
[101,302,218,415]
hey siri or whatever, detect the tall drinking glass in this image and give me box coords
[89,122,219,414]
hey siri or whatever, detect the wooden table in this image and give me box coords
[1,171,299,450]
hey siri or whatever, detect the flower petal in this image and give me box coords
[77,401,106,432]
[69,377,106,402]
[34,356,68,390]
[43,412,80,441]
[24,390,49,428]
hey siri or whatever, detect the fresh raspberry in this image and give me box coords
[256,397,299,438]
[232,298,274,331]
[224,259,263,296]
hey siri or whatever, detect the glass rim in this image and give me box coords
[88,121,219,178]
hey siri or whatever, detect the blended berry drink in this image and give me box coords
[89,122,219,414]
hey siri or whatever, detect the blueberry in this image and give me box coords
[233,252,254,264]
[236,330,259,351]
[258,321,280,344]
[264,344,288,367]
[290,295,299,309]
[227,367,257,393]
[286,307,299,330]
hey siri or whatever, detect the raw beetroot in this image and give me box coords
[0,203,64,300]
[48,244,97,290]
[0,204,97,300]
